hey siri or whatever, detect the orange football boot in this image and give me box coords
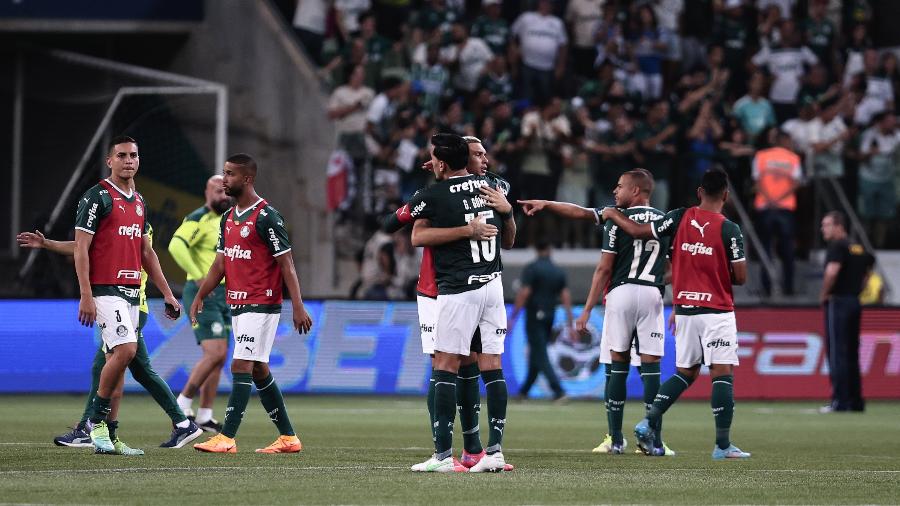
[255,435,302,453]
[193,433,237,453]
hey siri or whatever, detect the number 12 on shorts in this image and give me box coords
[465,210,496,263]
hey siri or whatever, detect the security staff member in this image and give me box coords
[819,211,874,413]
[512,242,572,401]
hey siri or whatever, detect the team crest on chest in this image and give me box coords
[135,204,143,217]
[240,225,250,238]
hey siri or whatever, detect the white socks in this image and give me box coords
[177,394,193,417]
[175,419,190,429]
[195,408,213,425]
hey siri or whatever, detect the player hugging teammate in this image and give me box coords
[395,133,516,472]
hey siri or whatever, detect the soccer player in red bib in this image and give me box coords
[74,136,183,454]
[191,153,313,454]
[601,168,751,460]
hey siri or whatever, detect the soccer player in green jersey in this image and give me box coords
[169,175,233,433]
[519,169,674,455]
[602,169,750,459]
[407,133,516,472]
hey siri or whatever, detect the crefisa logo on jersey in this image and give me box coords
[224,245,252,260]
[236,334,255,343]
[240,225,250,238]
[730,237,740,259]
[706,338,731,348]
[268,228,281,251]
[681,241,713,256]
[86,202,99,228]
[118,223,143,239]
[449,178,489,193]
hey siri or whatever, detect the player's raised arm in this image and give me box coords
[601,208,655,239]
[410,217,497,247]
[275,252,313,334]
[17,230,76,256]
[382,203,413,234]
[517,199,596,221]
[141,233,181,319]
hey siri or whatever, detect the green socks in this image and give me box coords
[130,337,187,424]
[89,395,111,425]
[221,373,253,438]
[648,371,694,446]
[432,369,458,459]
[640,362,661,413]
[427,369,436,445]
[82,348,106,423]
[711,375,734,450]
[481,369,507,454]
[457,363,483,454]
[255,373,295,436]
[604,366,612,435]
[607,361,629,445]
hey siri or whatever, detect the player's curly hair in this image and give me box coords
[431,133,468,170]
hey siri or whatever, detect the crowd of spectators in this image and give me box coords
[281,0,900,298]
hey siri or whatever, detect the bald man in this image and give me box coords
[169,175,234,432]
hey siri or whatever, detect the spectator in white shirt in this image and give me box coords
[441,22,494,94]
[809,95,851,178]
[854,49,894,126]
[293,0,329,65]
[328,65,376,160]
[565,0,604,78]
[857,112,900,247]
[512,0,568,104]
[334,0,371,41]
[781,97,819,161]
[752,20,818,122]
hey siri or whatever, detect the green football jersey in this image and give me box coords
[596,206,668,292]
[408,174,505,295]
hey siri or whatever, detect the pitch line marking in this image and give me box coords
[0,466,408,475]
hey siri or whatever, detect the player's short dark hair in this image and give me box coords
[624,169,654,195]
[226,153,258,175]
[431,133,468,170]
[108,135,137,154]
[825,210,847,229]
[700,168,729,197]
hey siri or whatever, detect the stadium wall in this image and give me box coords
[2,300,897,400]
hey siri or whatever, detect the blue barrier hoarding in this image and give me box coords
[0,299,671,399]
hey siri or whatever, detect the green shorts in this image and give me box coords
[183,281,231,343]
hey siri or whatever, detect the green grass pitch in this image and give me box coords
[1,395,898,505]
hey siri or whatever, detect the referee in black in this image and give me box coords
[819,211,874,413]
[512,242,573,402]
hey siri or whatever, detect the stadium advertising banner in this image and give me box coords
[0,300,897,399]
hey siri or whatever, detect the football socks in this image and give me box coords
[711,374,735,450]
[607,361,629,445]
[255,373,295,436]
[221,372,253,438]
[648,372,695,447]
[432,369,458,459]
[457,362,483,454]
[481,368,507,454]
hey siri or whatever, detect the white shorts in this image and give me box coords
[231,311,280,362]
[599,332,641,367]
[95,296,139,353]
[674,312,739,368]
[435,277,506,356]
[602,284,665,358]
[417,295,437,355]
